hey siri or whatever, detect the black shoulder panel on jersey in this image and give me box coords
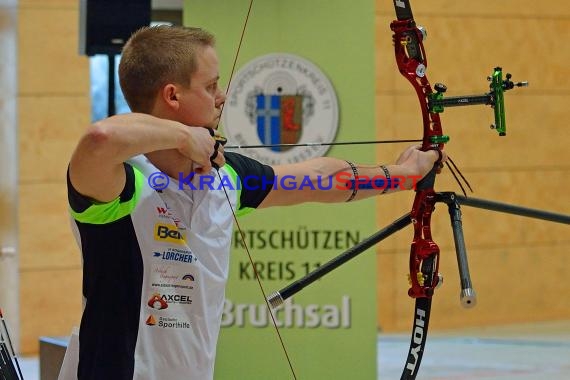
[224,152,275,210]
[67,163,136,213]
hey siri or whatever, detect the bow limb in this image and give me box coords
[214,1,298,378]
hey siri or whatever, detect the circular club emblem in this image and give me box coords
[222,53,339,165]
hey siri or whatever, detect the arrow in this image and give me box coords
[225,139,422,150]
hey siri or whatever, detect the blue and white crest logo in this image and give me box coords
[223,53,339,164]
[255,93,303,152]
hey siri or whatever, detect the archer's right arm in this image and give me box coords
[68,113,215,203]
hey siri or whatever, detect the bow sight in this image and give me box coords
[428,67,529,136]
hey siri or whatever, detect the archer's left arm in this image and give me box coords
[259,146,443,208]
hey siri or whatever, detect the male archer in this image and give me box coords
[67,25,442,380]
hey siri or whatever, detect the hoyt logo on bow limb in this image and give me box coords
[223,53,339,165]
[404,308,426,376]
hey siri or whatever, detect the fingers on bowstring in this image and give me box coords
[214,135,227,146]
[203,126,216,137]
[203,127,227,170]
[210,143,220,170]
[203,126,228,145]
[211,139,227,170]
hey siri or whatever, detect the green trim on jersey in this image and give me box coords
[224,164,253,217]
[70,167,144,224]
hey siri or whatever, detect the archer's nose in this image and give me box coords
[216,88,226,108]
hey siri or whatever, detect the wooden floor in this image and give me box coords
[379,320,570,379]
[15,320,570,379]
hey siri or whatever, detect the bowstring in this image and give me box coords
[214,0,298,377]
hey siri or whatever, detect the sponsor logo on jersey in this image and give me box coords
[145,315,190,329]
[155,206,184,228]
[154,223,186,244]
[147,292,193,308]
[147,293,169,310]
[152,248,196,263]
[146,315,157,326]
[151,266,195,290]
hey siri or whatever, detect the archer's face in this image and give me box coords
[177,45,226,128]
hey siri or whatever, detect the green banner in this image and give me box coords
[186,1,377,378]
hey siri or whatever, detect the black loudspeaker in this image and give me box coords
[79,0,151,56]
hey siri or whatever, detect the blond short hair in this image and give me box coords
[119,25,215,113]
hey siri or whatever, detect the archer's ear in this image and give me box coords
[162,84,179,109]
